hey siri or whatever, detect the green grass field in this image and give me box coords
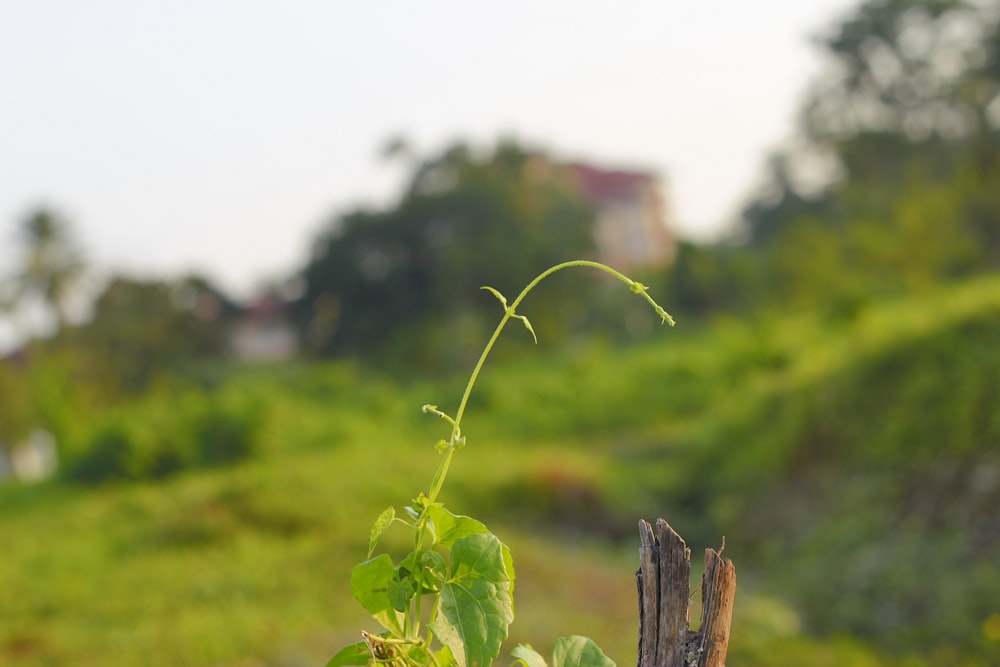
[3,274,1000,666]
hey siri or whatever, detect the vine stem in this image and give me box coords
[424,259,673,506]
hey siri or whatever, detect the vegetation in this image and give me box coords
[329,261,669,667]
[2,1,1000,665]
[722,0,1000,311]
[63,384,267,483]
[5,207,85,332]
[2,274,999,666]
[294,140,598,367]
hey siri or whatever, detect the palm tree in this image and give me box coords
[15,207,85,332]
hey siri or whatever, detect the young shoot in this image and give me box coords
[328,260,673,667]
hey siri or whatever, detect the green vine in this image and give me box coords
[327,260,674,667]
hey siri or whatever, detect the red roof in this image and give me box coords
[569,163,655,202]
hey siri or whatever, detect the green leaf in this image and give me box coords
[480,285,508,309]
[326,640,372,667]
[387,571,417,612]
[415,550,447,592]
[511,645,548,667]
[368,506,395,558]
[514,314,538,344]
[427,505,487,546]
[427,503,516,593]
[551,636,616,667]
[426,506,516,596]
[435,644,456,667]
[430,533,514,667]
[350,555,403,635]
[399,643,436,667]
[351,555,393,613]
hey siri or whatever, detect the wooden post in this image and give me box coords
[636,519,736,667]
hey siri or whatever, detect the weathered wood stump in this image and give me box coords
[636,519,736,667]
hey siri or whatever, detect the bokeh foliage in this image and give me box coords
[2,0,1000,665]
[2,276,999,666]
[294,140,597,368]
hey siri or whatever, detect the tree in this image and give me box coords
[0,357,36,449]
[11,207,85,333]
[295,139,598,365]
[804,0,1000,143]
[74,274,236,395]
[737,0,1000,289]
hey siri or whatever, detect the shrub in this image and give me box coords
[64,388,266,483]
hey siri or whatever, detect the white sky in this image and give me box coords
[0,0,858,299]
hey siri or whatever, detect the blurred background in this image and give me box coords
[2,1,999,665]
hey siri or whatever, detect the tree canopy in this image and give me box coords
[295,139,598,365]
[727,0,1000,310]
[5,207,85,334]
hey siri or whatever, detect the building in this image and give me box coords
[229,291,299,362]
[569,162,676,271]
[0,429,58,483]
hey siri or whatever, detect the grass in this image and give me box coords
[0,423,644,665]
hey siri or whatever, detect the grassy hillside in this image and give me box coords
[2,274,999,666]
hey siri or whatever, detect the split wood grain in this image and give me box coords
[635,519,736,667]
